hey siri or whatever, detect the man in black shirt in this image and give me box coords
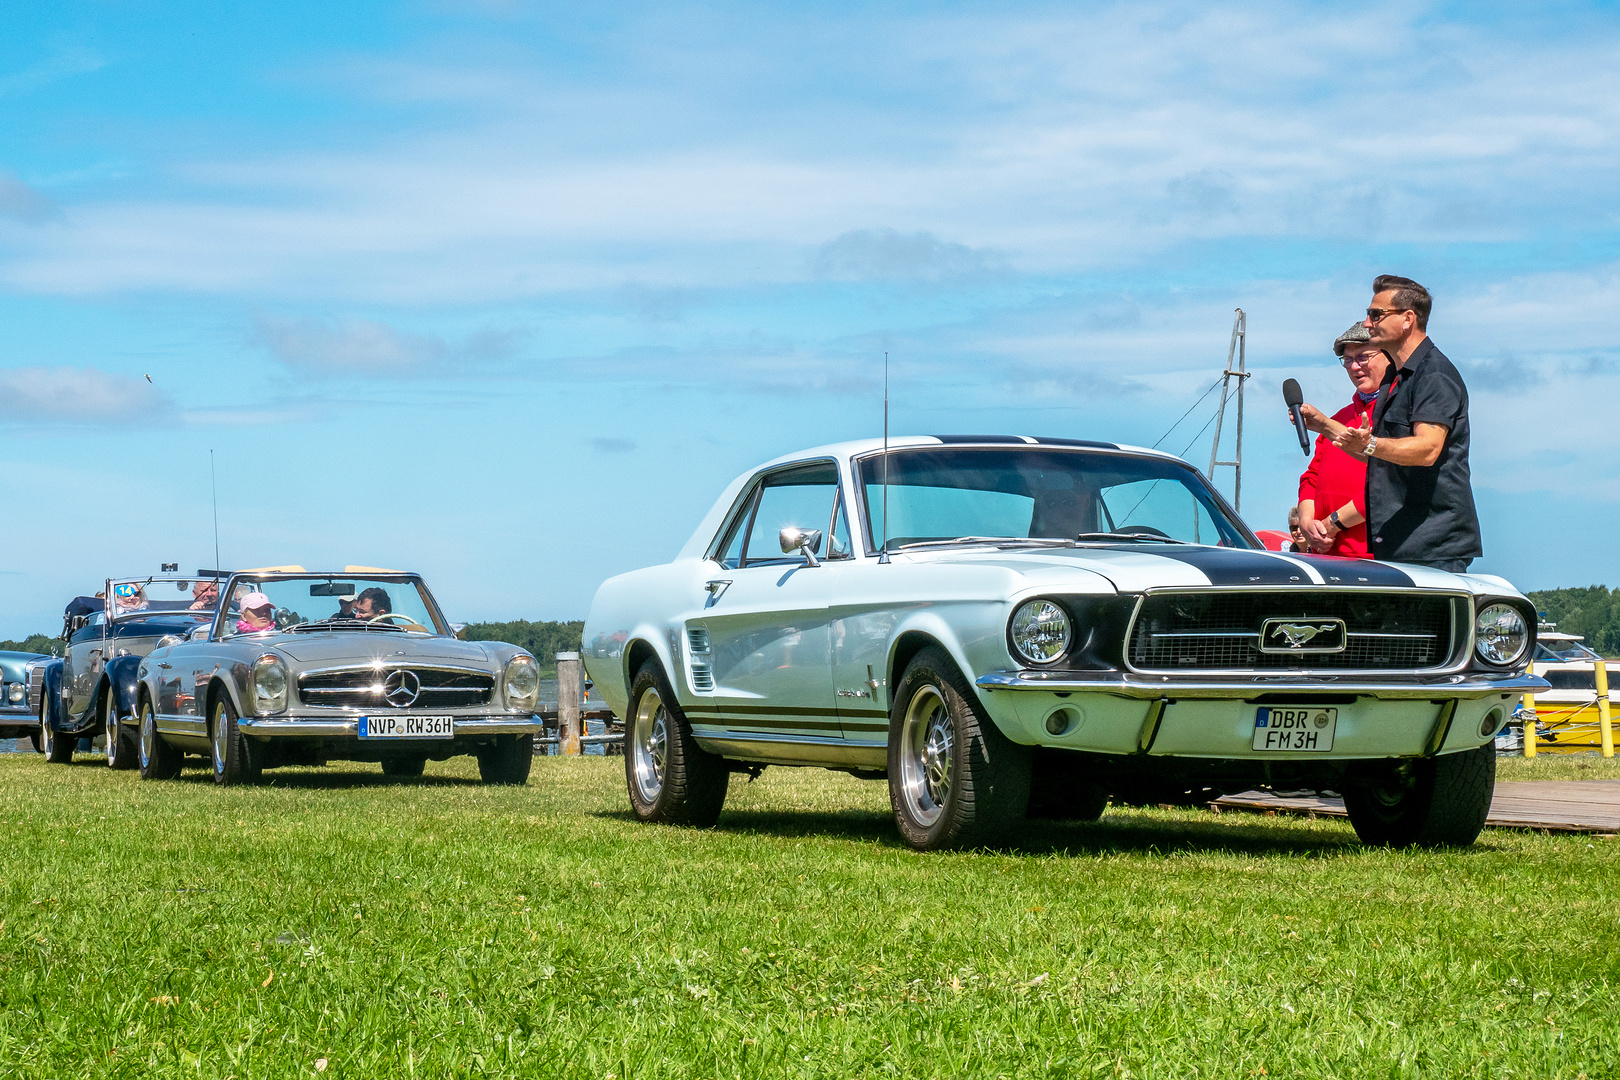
[1332,275,1481,572]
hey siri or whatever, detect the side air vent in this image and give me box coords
[687,627,714,691]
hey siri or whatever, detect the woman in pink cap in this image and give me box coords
[236,593,277,634]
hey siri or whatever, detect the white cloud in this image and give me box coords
[811,229,1005,283]
[254,314,449,374]
[0,366,171,423]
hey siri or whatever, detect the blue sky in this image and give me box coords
[3,1,1619,638]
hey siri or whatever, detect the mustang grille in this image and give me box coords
[1127,592,1456,672]
[297,668,494,708]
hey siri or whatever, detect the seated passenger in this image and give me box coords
[350,587,393,621]
[189,579,220,611]
[236,593,277,634]
[112,585,149,614]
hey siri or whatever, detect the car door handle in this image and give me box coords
[704,579,732,600]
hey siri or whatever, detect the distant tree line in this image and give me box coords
[460,620,585,672]
[0,622,583,668]
[0,634,61,657]
[1528,587,1620,657]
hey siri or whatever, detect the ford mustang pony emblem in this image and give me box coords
[1259,618,1347,653]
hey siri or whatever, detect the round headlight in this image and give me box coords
[1010,599,1072,665]
[504,654,541,712]
[1475,604,1528,666]
[7,682,23,704]
[251,654,289,714]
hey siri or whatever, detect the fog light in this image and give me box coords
[1044,705,1082,736]
[1480,707,1507,739]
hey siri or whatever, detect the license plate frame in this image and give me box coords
[359,715,455,739]
[1252,706,1336,752]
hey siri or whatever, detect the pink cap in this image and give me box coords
[241,592,273,611]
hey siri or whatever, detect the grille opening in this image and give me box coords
[1128,592,1456,672]
[297,667,494,708]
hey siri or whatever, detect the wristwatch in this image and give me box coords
[1365,435,1378,458]
[1327,510,1344,531]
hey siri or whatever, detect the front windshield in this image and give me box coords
[859,447,1252,551]
[223,577,445,637]
[108,577,226,621]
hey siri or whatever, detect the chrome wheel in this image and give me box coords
[139,705,154,772]
[898,683,953,828]
[632,687,670,804]
[104,705,122,768]
[211,702,228,777]
[40,713,53,757]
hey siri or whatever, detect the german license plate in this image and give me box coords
[1252,706,1336,752]
[359,715,454,739]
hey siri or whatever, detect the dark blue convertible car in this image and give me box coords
[35,574,222,767]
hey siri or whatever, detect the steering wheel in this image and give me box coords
[1115,525,1172,538]
[367,613,413,625]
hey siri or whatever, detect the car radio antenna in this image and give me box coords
[878,351,891,564]
[210,449,221,574]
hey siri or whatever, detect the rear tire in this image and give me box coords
[210,695,261,786]
[138,699,183,781]
[382,757,427,778]
[476,735,533,785]
[1343,744,1495,848]
[888,646,1032,850]
[41,694,72,764]
[625,659,729,826]
[104,692,136,771]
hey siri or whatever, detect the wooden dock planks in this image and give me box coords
[1212,779,1620,834]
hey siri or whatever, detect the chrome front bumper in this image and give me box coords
[237,715,545,737]
[976,670,1550,701]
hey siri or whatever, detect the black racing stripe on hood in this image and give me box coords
[1283,554,1415,587]
[1093,545,1416,587]
[1094,545,1309,584]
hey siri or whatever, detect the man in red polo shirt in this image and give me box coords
[1296,324,1390,555]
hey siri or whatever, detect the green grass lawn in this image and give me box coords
[2,753,1617,1079]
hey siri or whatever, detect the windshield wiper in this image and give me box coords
[287,619,404,633]
[893,536,1029,551]
[1075,532,1188,545]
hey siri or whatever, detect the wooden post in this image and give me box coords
[1596,659,1614,759]
[1522,693,1536,759]
[557,652,582,756]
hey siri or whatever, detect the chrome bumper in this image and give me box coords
[975,670,1550,700]
[237,715,545,737]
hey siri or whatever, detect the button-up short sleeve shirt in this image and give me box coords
[1366,338,1482,562]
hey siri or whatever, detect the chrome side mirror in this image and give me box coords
[188,626,209,641]
[450,622,467,639]
[779,527,822,567]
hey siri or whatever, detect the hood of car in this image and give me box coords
[902,543,1472,594]
[270,633,498,667]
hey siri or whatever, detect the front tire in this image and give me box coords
[41,694,72,764]
[625,659,729,826]
[1343,744,1495,848]
[210,695,261,786]
[887,646,1031,851]
[138,699,182,781]
[475,736,533,785]
[104,693,136,771]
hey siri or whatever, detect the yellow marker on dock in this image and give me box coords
[1597,659,1614,759]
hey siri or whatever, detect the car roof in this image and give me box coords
[751,435,1180,471]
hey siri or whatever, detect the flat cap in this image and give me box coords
[1333,322,1372,356]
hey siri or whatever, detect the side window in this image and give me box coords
[827,491,852,559]
[713,487,758,570]
[742,462,840,566]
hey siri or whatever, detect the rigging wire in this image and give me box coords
[1150,376,1223,450]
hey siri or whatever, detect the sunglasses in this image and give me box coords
[1365,307,1409,323]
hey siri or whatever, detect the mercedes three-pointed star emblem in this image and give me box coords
[382,669,420,707]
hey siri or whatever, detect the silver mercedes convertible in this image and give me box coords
[132,568,544,785]
[584,436,1546,850]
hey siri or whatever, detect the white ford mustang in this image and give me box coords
[584,436,1545,850]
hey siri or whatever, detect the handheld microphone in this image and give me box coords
[1281,378,1310,455]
